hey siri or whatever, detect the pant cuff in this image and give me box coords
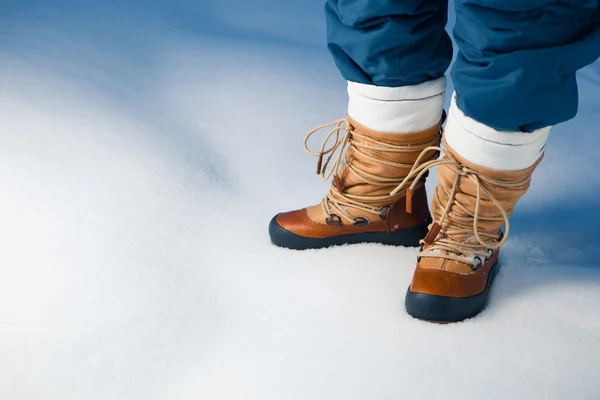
[347,77,446,133]
[444,93,550,171]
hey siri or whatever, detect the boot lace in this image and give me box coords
[391,146,531,268]
[304,119,438,225]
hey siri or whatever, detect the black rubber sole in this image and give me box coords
[405,261,501,323]
[269,215,430,250]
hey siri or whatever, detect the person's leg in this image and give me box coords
[326,0,453,133]
[269,0,453,250]
[325,0,452,88]
[452,0,600,132]
[402,0,600,322]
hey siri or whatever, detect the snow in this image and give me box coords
[1,1,599,399]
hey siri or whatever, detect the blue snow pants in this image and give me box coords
[326,0,600,131]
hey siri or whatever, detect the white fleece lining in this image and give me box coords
[444,94,551,170]
[347,77,446,133]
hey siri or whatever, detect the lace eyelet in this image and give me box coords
[378,206,391,220]
[353,217,370,226]
[485,250,493,261]
[326,214,342,226]
[471,256,483,271]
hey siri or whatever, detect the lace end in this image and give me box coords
[423,222,442,245]
[333,175,343,193]
[316,155,323,175]
[406,188,414,214]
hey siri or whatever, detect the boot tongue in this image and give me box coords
[429,187,502,253]
[337,159,400,201]
[328,122,443,219]
[319,117,443,221]
[335,132,427,203]
[420,142,541,266]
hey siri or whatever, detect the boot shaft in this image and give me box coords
[334,117,443,208]
[433,139,541,241]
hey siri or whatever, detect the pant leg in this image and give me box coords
[452,0,600,132]
[325,0,453,87]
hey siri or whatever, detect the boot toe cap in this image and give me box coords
[410,267,483,298]
[268,209,316,250]
[405,260,501,322]
[273,209,307,233]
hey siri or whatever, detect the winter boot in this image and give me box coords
[397,96,546,322]
[269,115,445,250]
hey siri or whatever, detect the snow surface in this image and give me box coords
[1,1,599,399]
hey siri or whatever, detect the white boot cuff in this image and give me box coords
[444,94,550,170]
[347,77,446,133]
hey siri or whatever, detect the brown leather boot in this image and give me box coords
[396,139,541,322]
[269,115,444,250]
